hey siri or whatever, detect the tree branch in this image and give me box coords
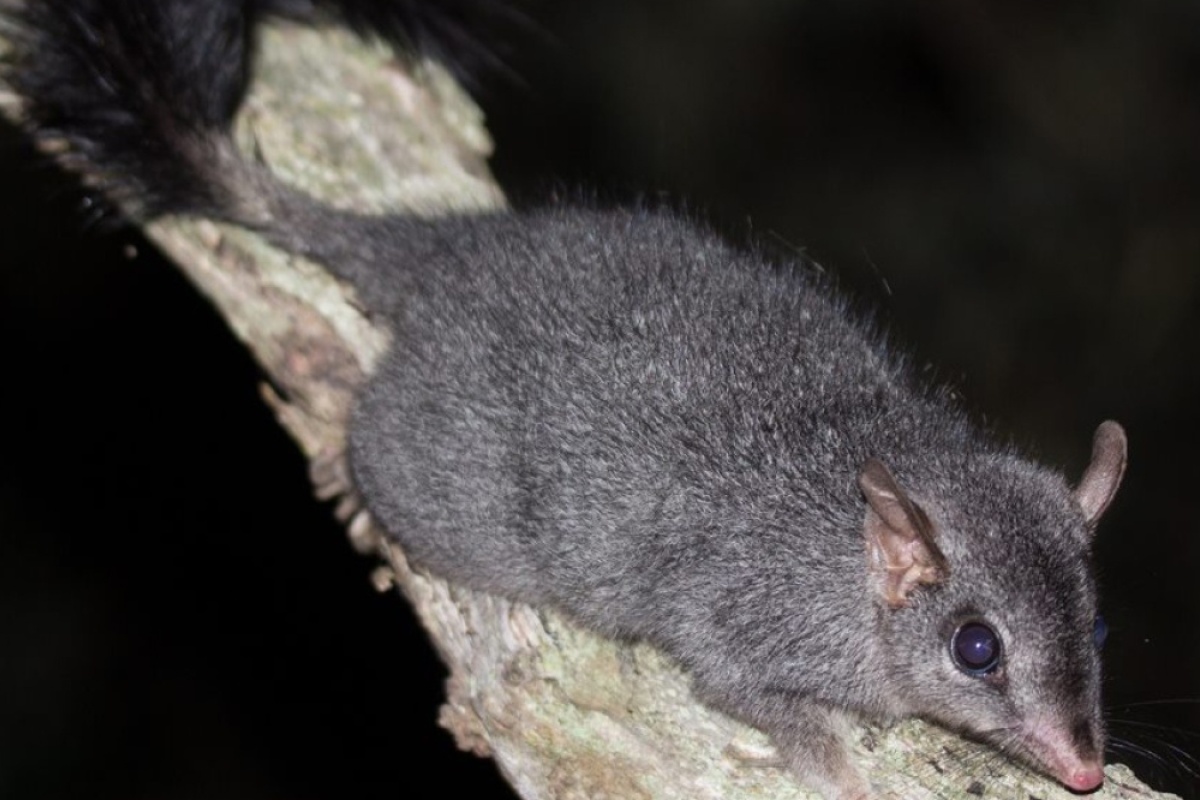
[3,18,1176,800]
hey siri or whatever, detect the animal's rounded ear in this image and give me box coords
[1073,420,1127,530]
[859,459,948,608]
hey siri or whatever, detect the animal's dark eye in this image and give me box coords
[952,622,1002,676]
[1093,615,1108,648]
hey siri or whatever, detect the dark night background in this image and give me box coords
[2,1,1199,798]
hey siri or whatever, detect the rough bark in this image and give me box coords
[2,19,1177,800]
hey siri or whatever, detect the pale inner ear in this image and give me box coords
[859,459,948,608]
[1073,420,1127,529]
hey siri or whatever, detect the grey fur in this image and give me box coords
[2,1,1126,796]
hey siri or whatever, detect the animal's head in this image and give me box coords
[861,421,1126,792]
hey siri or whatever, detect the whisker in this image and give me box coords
[1106,728,1200,799]
[1110,717,1200,739]
[1108,698,1200,710]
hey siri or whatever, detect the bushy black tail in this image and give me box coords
[2,0,520,224]
[1,0,515,310]
[4,0,263,222]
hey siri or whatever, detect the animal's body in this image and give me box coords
[1,2,1127,797]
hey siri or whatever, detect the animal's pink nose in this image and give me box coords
[1062,763,1104,792]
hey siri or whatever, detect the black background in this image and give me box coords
[2,1,1198,798]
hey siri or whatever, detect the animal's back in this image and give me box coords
[348,204,930,633]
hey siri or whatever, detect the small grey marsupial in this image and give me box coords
[1,1,1127,797]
